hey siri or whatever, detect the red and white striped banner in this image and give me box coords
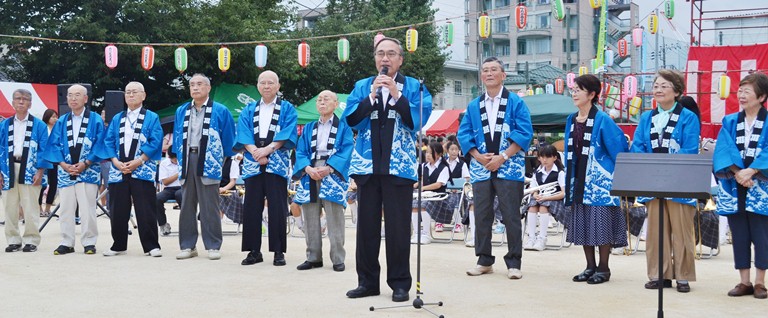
[0,82,59,119]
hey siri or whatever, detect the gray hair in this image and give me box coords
[13,88,32,99]
[482,57,505,72]
[374,37,404,56]
[190,73,211,85]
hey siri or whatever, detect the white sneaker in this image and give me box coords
[507,268,523,279]
[611,247,625,255]
[466,265,493,276]
[523,238,536,250]
[176,248,198,260]
[533,238,546,251]
[102,249,126,257]
[453,223,463,233]
[146,248,162,257]
[465,239,475,248]
[410,234,418,244]
[208,249,221,260]
[160,223,172,236]
[419,233,432,245]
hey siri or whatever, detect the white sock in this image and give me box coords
[293,216,303,228]
[411,213,419,236]
[525,212,538,239]
[420,211,432,235]
[349,201,357,218]
[538,213,550,239]
[468,211,476,239]
[640,218,648,239]
[718,216,729,242]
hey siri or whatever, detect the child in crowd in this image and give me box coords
[523,145,566,251]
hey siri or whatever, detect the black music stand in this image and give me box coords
[610,153,711,318]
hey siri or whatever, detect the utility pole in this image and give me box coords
[566,6,572,71]
[654,8,659,71]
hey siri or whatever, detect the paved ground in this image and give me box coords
[0,208,766,318]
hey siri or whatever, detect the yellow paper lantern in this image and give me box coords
[648,13,659,34]
[589,0,602,9]
[718,74,731,100]
[405,27,418,53]
[478,14,491,39]
[218,46,231,72]
[579,65,588,76]
[629,97,642,116]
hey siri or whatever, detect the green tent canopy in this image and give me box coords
[157,82,262,124]
[295,94,349,125]
[522,94,574,132]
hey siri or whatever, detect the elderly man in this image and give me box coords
[98,82,163,257]
[0,89,51,252]
[236,71,297,266]
[44,84,105,255]
[458,57,533,279]
[342,37,432,302]
[292,90,353,272]
[173,74,235,260]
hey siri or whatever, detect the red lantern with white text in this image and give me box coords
[298,41,310,68]
[141,46,154,71]
[617,39,628,57]
[515,5,528,30]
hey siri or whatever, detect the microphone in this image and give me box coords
[375,66,389,99]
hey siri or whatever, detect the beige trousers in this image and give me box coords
[3,163,42,246]
[645,199,697,281]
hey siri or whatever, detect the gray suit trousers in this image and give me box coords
[472,178,524,269]
[179,152,222,250]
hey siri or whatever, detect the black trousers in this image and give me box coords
[108,178,160,253]
[38,168,58,205]
[156,186,182,226]
[355,175,413,292]
[241,173,288,253]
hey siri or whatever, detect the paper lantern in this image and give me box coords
[590,58,598,73]
[651,98,658,109]
[608,108,620,119]
[535,87,544,95]
[616,94,627,110]
[444,22,454,46]
[218,46,231,72]
[623,75,638,99]
[254,44,268,68]
[479,14,491,39]
[718,74,731,100]
[617,39,629,57]
[555,78,565,94]
[405,27,418,53]
[174,47,187,73]
[527,88,534,96]
[629,97,642,116]
[648,13,659,34]
[337,37,350,63]
[298,41,310,68]
[566,72,576,88]
[552,0,565,22]
[374,32,385,48]
[589,0,602,9]
[140,45,154,71]
[605,86,620,108]
[632,27,643,47]
[602,83,612,99]
[545,84,554,94]
[665,0,675,19]
[605,49,615,66]
[579,65,588,76]
[515,5,528,30]
[104,44,118,69]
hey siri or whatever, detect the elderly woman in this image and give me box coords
[631,69,701,293]
[714,72,768,299]
[564,74,629,285]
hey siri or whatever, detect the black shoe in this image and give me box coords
[346,286,380,299]
[84,245,96,255]
[572,268,596,282]
[296,261,323,270]
[645,279,673,289]
[677,282,691,293]
[333,263,345,272]
[273,252,286,266]
[22,244,37,252]
[587,271,611,285]
[241,251,263,265]
[5,244,21,252]
[392,289,409,302]
[53,245,75,255]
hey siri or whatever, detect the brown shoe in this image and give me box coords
[727,283,754,297]
[676,282,691,293]
[644,279,672,289]
[755,284,767,299]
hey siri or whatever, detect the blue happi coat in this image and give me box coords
[630,107,700,206]
[292,118,354,207]
[44,111,104,188]
[457,89,533,184]
[235,99,298,180]
[714,113,768,216]
[563,110,628,206]
[173,101,235,181]
[0,115,51,190]
[97,109,163,184]
[343,75,432,181]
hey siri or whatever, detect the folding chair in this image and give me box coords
[430,178,467,243]
[695,196,721,259]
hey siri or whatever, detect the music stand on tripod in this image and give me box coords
[369,80,444,317]
[611,153,711,318]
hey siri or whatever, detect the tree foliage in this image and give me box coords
[0,0,446,111]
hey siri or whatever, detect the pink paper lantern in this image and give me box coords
[632,27,643,47]
[566,72,576,88]
[623,75,638,99]
[374,32,385,48]
[105,44,118,69]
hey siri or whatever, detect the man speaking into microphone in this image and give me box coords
[343,37,432,303]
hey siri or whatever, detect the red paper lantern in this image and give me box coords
[554,78,565,94]
[298,41,310,68]
[141,45,154,71]
[617,39,628,57]
[515,5,528,30]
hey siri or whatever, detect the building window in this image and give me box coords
[536,37,551,54]
[454,81,463,95]
[517,39,528,55]
[494,17,509,33]
[516,62,528,72]
[484,0,492,10]
[538,14,550,29]
[562,39,578,52]
[538,0,550,4]
[465,0,470,13]
[465,21,469,37]
[483,43,492,58]
[465,43,470,59]
[495,42,511,56]
[495,0,511,7]
[567,15,578,29]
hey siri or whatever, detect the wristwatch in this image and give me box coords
[501,152,509,160]
[269,144,276,151]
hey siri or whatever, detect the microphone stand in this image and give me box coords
[369,79,445,317]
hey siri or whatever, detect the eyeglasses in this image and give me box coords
[652,84,673,91]
[125,90,144,95]
[569,88,584,95]
[374,50,401,59]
